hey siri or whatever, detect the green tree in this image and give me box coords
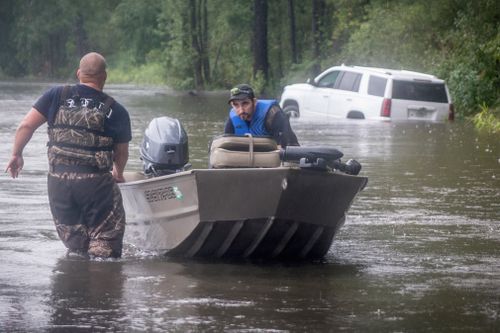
[0,0,23,76]
[110,0,162,65]
[340,1,452,71]
[440,0,500,116]
[11,0,72,77]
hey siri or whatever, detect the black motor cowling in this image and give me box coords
[140,116,190,176]
[280,146,362,175]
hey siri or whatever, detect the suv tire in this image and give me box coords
[283,104,300,118]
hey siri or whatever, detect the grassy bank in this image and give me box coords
[471,103,500,134]
[107,62,166,86]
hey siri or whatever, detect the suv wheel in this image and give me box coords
[283,104,300,118]
[347,111,365,119]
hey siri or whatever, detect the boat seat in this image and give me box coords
[209,135,281,168]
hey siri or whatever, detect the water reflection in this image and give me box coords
[119,258,363,331]
[47,258,126,332]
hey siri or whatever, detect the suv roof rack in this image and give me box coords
[350,65,437,79]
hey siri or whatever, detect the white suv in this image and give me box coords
[279,65,454,121]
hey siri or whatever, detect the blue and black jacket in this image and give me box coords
[229,100,277,136]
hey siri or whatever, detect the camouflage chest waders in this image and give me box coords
[47,86,125,258]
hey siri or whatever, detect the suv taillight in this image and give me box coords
[448,103,455,121]
[381,98,391,117]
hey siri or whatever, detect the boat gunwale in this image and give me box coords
[120,166,367,188]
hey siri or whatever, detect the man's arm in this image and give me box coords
[112,142,129,183]
[265,105,299,147]
[5,108,47,178]
[224,118,235,134]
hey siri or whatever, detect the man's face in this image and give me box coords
[231,98,255,121]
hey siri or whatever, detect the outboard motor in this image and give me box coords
[280,146,362,175]
[140,116,190,176]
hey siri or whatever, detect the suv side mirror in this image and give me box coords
[306,78,317,86]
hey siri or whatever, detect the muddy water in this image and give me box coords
[1,82,499,332]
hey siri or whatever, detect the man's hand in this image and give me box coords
[6,108,47,179]
[112,142,129,183]
[5,155,24,178]
[112,168,126,183]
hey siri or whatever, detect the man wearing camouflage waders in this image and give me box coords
[5,52,131,258]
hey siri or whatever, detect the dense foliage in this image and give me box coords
[1,0,498,118]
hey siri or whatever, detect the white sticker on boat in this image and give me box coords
[144,186,183,203]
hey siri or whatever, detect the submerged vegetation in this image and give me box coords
[0,0,499,126]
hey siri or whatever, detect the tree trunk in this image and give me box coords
[201,0,210,83]
[189,0,204,90]
[75,13,89,57]
[253,0,269,81]
[288,0,298,64]
[311,0,325,76]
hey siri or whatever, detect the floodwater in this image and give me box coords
[1,82,499,332]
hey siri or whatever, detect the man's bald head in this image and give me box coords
[79,52,106,76]
[77,52,107,90]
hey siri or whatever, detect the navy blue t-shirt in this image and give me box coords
[33,84,132,143]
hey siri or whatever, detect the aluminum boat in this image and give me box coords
[119,117,367,259]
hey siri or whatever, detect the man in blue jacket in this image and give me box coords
[224,84,299,147]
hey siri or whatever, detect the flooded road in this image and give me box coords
[1,82,499,332]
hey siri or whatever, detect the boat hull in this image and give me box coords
[119,167,367,259]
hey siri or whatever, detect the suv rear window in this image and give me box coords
[368,76,387,97]
[392,80,448,103]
